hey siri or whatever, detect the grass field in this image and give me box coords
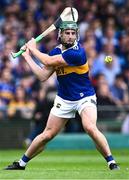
[0,149,129,179]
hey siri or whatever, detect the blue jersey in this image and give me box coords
[49,42,95,101]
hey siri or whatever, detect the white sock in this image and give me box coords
[19,159,27,167]
[108,160,116,167]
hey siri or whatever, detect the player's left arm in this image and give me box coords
[26,38,68,67]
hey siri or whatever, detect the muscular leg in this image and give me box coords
[4,112,69,170]
[25,113,68,159]
[80,106,111,157]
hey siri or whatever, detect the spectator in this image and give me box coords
[110,74,129,106]
[24,86,49,147]
[91,42,121,85]
[0,68,15,105]
[102,25,119,50]
[0,98,7,120]
[97,81,118,119]
[7,86,35,120]
[123,67,129,91]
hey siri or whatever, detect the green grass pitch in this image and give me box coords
[0,149,129,179]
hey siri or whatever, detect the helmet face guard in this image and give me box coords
[58,21,79,48]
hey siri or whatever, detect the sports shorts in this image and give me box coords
[50,94,97,118]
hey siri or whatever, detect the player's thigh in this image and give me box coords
[43,112,68,136]
[80,106,97,130]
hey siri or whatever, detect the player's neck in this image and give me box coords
[60,41,78,51]
[62,45,67,50]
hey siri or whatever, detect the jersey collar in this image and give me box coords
[57,41,78,53]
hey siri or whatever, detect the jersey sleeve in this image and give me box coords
[62,46,87,66]
[49,49,56,56]
[49,47,61,56]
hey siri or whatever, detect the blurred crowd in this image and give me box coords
[0,0,129,137]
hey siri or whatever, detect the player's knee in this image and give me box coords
[84,124,97,135]
[40,132,54,143]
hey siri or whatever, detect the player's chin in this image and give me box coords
[66,42,75,47]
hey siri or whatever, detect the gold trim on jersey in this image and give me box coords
[56,62,89,76]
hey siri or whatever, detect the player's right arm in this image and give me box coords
[22,48,54,82]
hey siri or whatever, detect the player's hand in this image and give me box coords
[21,45,30,58]
[20,44,27,51]
[26,38,37,51]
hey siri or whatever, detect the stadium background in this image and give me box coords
[0,0,129,149]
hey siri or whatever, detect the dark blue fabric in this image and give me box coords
[105,155,114,162]
[22,154,30,162]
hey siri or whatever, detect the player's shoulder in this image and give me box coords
[69,42,85,54]
[49,45,61,56]
[71,42,81,50]
[68,42,86,57]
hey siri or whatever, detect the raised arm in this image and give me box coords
[25,38,68,67]
[22,48,54,82]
